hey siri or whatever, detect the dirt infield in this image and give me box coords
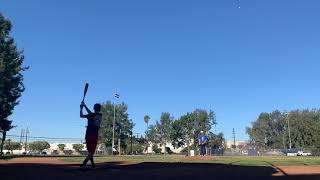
[1,158,320,180]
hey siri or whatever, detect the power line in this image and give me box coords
[7,134,83,140]
[25,127,29,151]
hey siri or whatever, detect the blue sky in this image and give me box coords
[1,0,320,141]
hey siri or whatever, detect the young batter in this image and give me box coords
[80,101,102,168]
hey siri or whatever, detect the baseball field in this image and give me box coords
[1,155,320,180]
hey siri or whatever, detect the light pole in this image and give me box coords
[284,112,292,149]
[112,93,120,155]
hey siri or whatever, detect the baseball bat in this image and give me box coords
[82,83,89,102]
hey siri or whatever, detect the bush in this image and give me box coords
[63,150,73,155]
[51,150,59,155]
[165,147,174,154]
[28,141,50,153]
[310,148,320,156]
[4,140,21,153]
[72,144,84,153]
[57,144,66,151]
[152,144,162,154]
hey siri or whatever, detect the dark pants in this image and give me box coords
[85,134,98,155]
[200,144,206,156]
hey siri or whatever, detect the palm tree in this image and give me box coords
[144,115,150,128]
[144,115,150,154]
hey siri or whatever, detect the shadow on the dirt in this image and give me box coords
[1,161,319,180]
[0,154,84,160]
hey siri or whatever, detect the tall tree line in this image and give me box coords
[246,109,320,149]
[146,109,225,154]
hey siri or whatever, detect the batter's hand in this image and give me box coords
[80,102,84,108]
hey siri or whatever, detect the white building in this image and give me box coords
[225,140,248,149]
[145,142,186,154]
[3,142,87,155]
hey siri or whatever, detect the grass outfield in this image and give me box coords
[61,155,320,167]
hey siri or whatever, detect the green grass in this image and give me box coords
[2,154,320,166]
[0,154,83,160]
[0,154,21,160]
[60,155,320,167]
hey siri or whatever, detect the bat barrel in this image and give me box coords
[82,83,89,102]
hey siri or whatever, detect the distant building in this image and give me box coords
[145,142,186,154]
[3,142,87,155]
[225,140,248,149]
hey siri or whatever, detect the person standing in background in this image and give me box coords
[199,130,208,156]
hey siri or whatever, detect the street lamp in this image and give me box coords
[284,112,292,149]
[112,93,120,155]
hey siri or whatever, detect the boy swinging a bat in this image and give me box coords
[80,84,102,168]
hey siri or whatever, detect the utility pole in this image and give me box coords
[282,131,286,149]
[112,103,116,154]
[118,129,121,156]
[146,122,149,155]
[19,129,25,151]
[25,127,29,152]
[130,131,133,155]
[287,116,292,149]
[118,138,121,156]
[186,135,190,156]
[232,128,236,149]
[285,112,292,149]
[112,93,120,155]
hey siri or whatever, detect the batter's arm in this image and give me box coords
[80,103,88,118]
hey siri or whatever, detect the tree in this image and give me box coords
[4,139,21,154]
[146,109,217,155]
[143,115,150,153]
[0,120,14,154]
[0,13,28,155]
[72,144,84,153]
[57,144,65,151]
[246,109,320,149]
[144,115,150,127]
[98,101,134,153]
[191,109,217,138]
[246,111,284,148]
[169,109,218,155]
[170,112,194,154]
[155,112,173,153]
[131,135,146,154]
[170,118,186,149]
[288,109,320,148]
[152,144,162,154]
[28,141,50,153]
[146,125,159,143]
[207,132,225,149]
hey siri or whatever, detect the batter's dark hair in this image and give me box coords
[94,103,101,112]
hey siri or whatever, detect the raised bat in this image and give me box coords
[82,83,89,102]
